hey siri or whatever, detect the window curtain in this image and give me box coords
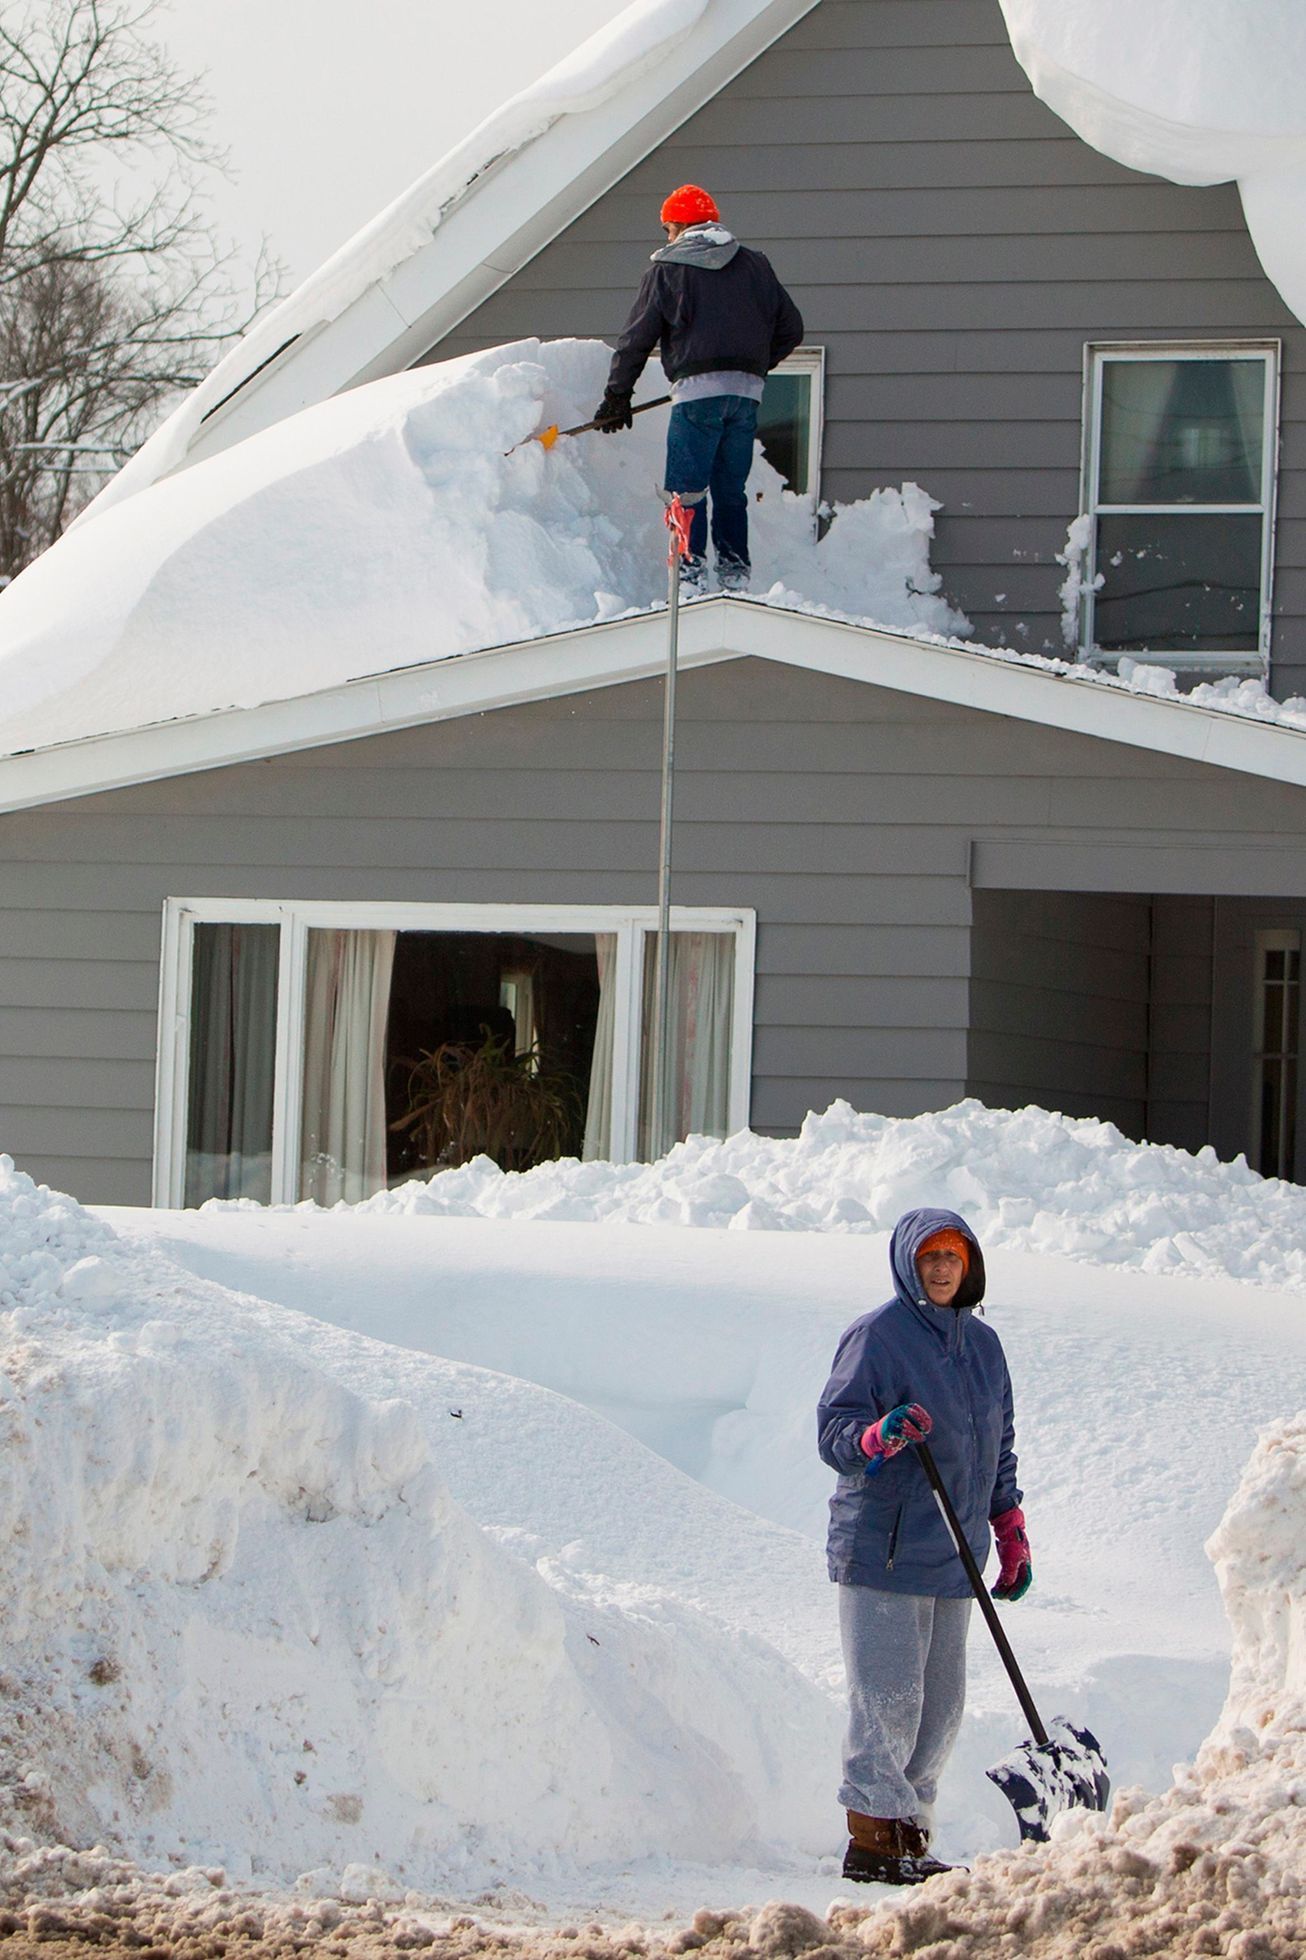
[640,931,735,1160]
[300,928,396,1204]
[1100,362,1175,504]
[583,932,618,1161]
[184,922,279,1205]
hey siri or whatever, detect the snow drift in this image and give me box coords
[0,338,965,757]
[288,1097,1306,1297]
[0,1152,833,1889]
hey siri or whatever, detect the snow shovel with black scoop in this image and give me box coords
[505,395,672,455]
[915,1439,1110,1843]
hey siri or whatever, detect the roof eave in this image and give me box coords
[2,599,1305,817]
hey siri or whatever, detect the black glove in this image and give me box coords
[592,389,633,434]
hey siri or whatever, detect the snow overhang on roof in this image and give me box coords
[999,0,1306,329]
[3,597,1306,819]
[83,0,818,517]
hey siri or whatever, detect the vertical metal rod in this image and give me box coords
[649,540,680,1160]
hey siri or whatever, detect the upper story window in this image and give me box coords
[1082,343,1279,671]
[757,345,824,498]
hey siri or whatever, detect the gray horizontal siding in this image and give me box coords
[8,659,1306,1203]
[421,0,1306,683]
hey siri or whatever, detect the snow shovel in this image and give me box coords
[506,394,671,455]
[915,1439,1110,1843]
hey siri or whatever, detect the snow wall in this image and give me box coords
[0,1153,832,1889]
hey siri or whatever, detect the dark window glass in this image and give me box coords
[1093,513,1262,653]
[185,922,279,1205]
[757,371,812,493]
[1099,359,1263,505]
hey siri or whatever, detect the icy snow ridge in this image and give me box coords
[290,1098,1306,1296]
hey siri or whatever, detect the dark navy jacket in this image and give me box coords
[817,1208,1021,1597]
[605,225,804,396]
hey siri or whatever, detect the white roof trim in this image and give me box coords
[87,0,817,511]
[2,598,1306,817]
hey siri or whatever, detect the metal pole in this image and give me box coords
[649,535,681,1161]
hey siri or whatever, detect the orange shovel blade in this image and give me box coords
[536,424,560,450]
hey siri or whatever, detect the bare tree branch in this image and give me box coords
[0,0,283,580]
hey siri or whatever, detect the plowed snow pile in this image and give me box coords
[0,1154,832,1894]
[332,1097,1306,1293]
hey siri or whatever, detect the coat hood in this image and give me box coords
[889,1207,987,1312]
[650,223,740,271]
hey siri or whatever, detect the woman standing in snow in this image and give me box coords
[817,1206,1031,1886]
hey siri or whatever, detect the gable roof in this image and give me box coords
[3,595,1306,819]
[85,0,816,519]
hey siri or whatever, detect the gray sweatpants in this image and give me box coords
[838,1584,972,1826]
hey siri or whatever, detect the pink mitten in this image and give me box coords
[991,1505,1032,1601]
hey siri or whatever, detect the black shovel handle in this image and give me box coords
[562,393,672,438]
[915,1439,1049,1747]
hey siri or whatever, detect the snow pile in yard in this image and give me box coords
[1000,0,1306,328]
[0,1150,832,1890]
[327,1098,1306,1294]
[0,338,966,756]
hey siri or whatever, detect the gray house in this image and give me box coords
[3,0,1306,1207]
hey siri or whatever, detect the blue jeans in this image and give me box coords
[664,395,759,571]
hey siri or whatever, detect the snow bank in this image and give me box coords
[0,1151,832,1889]
[0,338,966,756]
[1000,0,1306,328]
[282,1098,1306,1296]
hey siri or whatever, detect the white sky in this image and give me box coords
[155,0,622,288]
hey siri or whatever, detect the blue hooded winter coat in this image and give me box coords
[817,1207,1021,1598]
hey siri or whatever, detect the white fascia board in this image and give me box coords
[4,601,1306,818]
[182,0,817,469]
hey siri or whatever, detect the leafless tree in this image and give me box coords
[0,0,280,580]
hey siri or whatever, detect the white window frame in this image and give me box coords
[1079,340,1280,674]
[760,344,825,501]
[154,897,757,1206]
[1249,925,1301,1179]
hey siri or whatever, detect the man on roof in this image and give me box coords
[592,185,803,593]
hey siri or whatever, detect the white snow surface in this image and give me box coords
[5,334,1306,764]
[247,1097,1306,1297]
[0,338,966,757]
[2,1090,1306,1929]
[1000,0,1306,327]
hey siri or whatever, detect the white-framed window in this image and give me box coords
[1251,927,1300,1180]
[154,899,756,1207]
[1080,341,1279,670]
[758,345,825,498]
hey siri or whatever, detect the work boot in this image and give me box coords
[717,559,750,594]
[841,1811,959,1886]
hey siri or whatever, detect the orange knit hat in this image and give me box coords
[660,184,719,226]
[916,1228,970,1274]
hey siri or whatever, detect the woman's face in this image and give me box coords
[917,1247,965,1306]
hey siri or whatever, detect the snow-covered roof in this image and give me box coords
[1000,0,1306,325]
[6,594,1306,820]
[4,336,1306,816]
[84,0,816,517]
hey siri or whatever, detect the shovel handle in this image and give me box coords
[915,1440,1049,1747]
[558,393,673,440]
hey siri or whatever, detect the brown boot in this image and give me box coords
[841,1811,958,1886]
